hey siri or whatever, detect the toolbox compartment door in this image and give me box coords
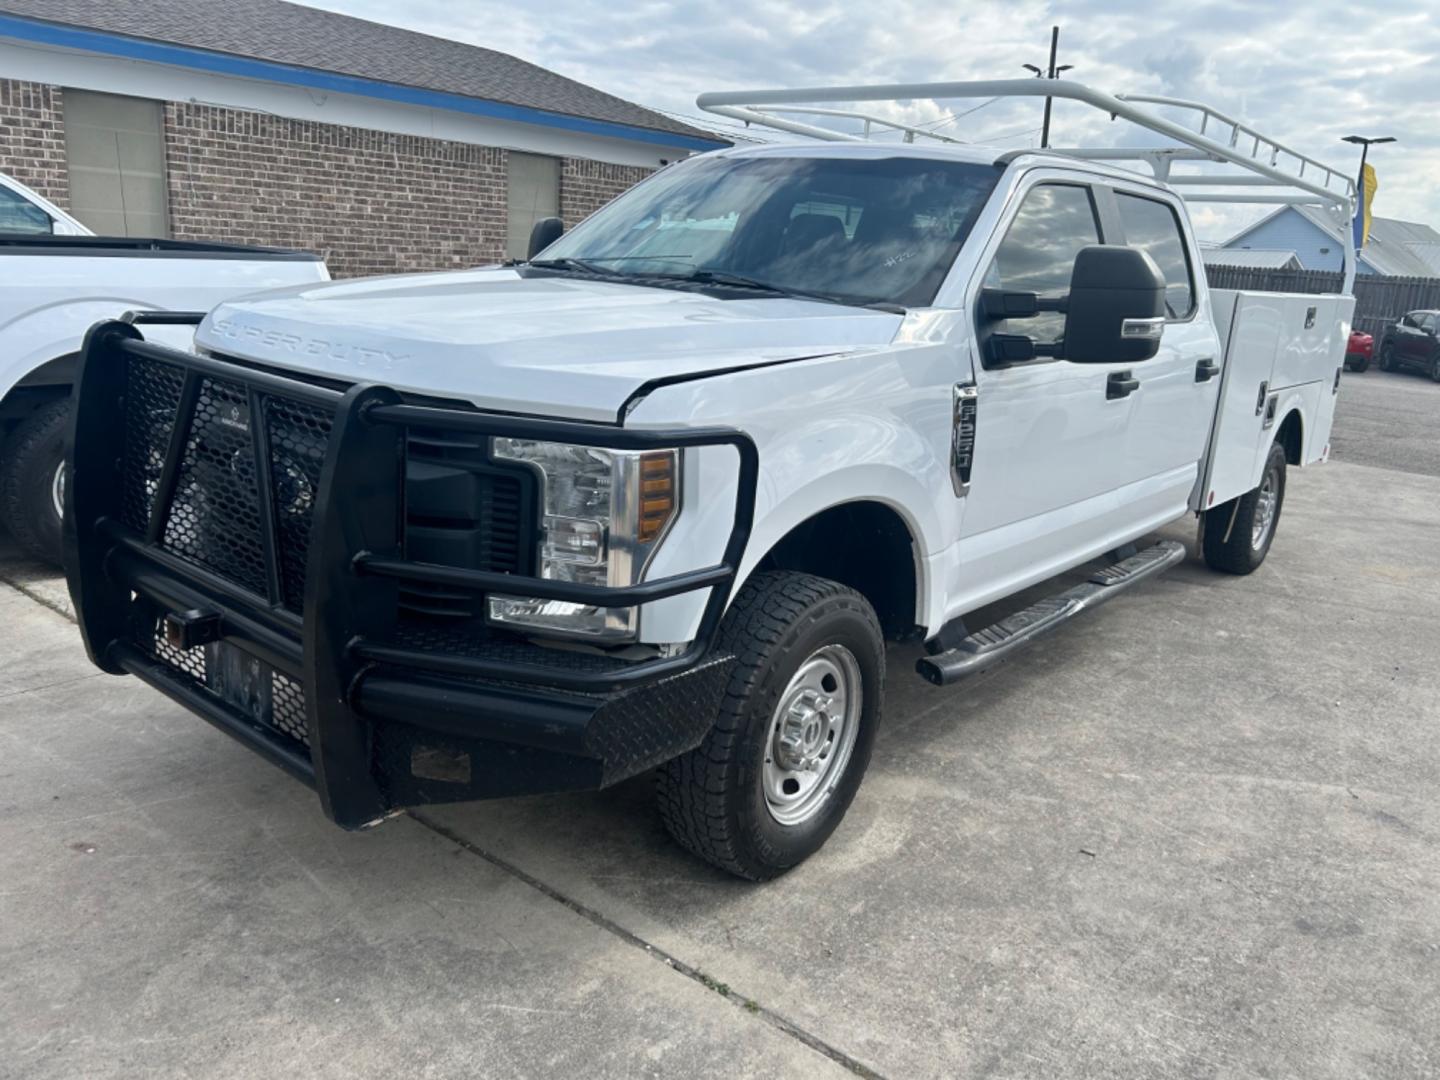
[1199,289,1352,508]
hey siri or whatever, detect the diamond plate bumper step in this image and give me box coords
[915,540,1188,687]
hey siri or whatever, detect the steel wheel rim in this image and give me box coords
[51,461,66,521]
[1251,466,1278,550]
[762,644,862,827]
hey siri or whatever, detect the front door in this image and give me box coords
[947,175,1215,617]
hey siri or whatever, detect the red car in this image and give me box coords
[1344,329,1373,372]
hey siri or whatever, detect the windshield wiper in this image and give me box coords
[526,257,621,276]
[680,270,905,314]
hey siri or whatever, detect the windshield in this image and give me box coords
[538,153,1002,309]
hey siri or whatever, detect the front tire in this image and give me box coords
[656,571,884,880]
[1202,440,1287,575]
[0,397,71,565]
[1379,344,1395,371]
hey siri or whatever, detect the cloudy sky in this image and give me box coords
[306,0,1437,243]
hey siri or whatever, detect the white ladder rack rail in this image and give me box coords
[697,79,1359,290]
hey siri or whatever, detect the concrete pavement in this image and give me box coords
[2,411,1438,1076]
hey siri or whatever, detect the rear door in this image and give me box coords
[1107,185,1220,515]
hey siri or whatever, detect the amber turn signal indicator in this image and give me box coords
[638,452,677,543]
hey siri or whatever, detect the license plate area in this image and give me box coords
[204,641,274,726]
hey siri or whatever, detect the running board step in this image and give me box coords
[915,540,1187,687]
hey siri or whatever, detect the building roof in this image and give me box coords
[1201,248,1302,270]
[0,0,723,148]
[1223,204,1440,277]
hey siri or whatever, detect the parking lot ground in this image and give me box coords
[3,376,1439,1078]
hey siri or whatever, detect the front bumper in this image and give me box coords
[64,316,756,827]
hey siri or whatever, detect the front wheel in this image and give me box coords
[656,571,884,880]
[1379,344,1395,371]
[1430,355,1440,383]
[0,397,71,565]
[1202,440,1287,575]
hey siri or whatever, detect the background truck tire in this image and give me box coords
[1202,439,1287,575]
[1349,356,1368,373]
[0,396,70,565]
[656,571,884,880]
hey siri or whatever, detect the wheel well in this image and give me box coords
[1,354,75,442]
[754,501,919,640]
[1276,409,1303,465]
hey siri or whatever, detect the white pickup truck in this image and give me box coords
[0,170,329,562]
[62,82,1356,880]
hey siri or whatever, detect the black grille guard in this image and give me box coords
[64,315,758,827]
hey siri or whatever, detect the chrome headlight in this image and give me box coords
[488,439,679,640]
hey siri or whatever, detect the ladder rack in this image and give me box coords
[697,79,1359,290]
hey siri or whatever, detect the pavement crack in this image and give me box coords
[408,810,885,1080]
[0,572,75,622]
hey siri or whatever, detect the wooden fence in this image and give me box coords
[1202,265,1440,339]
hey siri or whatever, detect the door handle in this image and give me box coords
[1194,358,1220,383]
[1106,371,1139,400]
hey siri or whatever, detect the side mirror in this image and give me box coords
[1062,245,1167,364]
[527,216,565,260]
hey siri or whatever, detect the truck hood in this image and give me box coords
[196,267,902,421]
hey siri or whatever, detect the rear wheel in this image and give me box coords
[656,571,884,880]
[1202,440,1286,575]
[1350,356,1369,373]
[0,397,70,565]
[1430,354,1440,383]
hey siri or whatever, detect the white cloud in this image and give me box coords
[303,0,1438,242]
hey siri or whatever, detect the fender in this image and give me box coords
[0,295,191,404]
[628,345,960,643]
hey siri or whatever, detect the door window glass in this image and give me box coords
[0,185,53,234]
[1116,192,1195,317]
[987,184,1100,344]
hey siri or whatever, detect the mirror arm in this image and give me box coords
[980,289,1069,321]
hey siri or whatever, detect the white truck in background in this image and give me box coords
[62,82,1355,880]
[0,170,330,562]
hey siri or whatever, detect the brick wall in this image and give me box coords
[560,158,654,227]
[0,79,68,207]
[164,103,509,278]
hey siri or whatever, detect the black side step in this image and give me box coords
[915,540,1187,687]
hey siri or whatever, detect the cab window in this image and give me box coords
[1115,192,1195,318]
[987,184,1101,345]
[0,185,53,235]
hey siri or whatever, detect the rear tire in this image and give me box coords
[656,571,884,880]
[1202,440,1286,575]
[1350,357,1369,373]
[1430,355,1440,383]
[0,397,70,565]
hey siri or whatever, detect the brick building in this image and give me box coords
[0,0,724,277]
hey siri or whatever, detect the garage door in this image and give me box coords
[63,89,169,237]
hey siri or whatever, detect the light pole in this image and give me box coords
[1341,134,1395,250]
[1023,27,1072,149]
